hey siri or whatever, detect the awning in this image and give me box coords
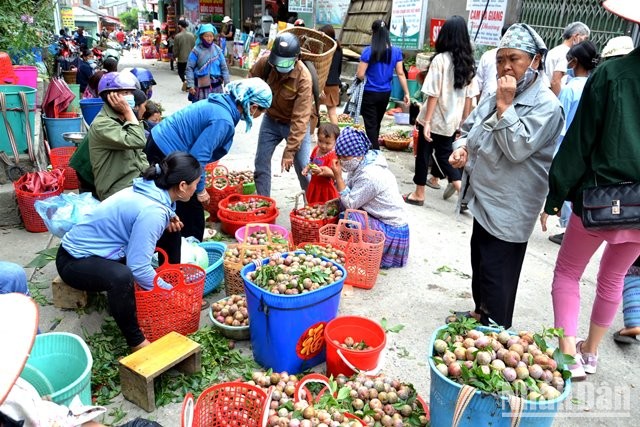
[100,16,121,25]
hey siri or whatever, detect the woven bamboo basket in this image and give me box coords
[280,27,337,93]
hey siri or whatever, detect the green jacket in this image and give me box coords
[545,48,640,216]
[88,103,148,200]
[174,30,196,63]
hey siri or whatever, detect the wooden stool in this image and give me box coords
[119,332,202,412]
[52,276,87,309]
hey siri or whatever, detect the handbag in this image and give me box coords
[581,181,640,230]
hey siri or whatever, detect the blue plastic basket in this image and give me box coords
[199,241,226,295]
[241,251,346,373]
[19,332,93,406]
[428,326,572,427]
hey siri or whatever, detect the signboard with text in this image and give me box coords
[315,0,349,28]
[60,7,74,30]
[430,18,446,47]
[289,0,314,14]
[199,0,224,15]
[389,0,428,50]
[467,0,507,46]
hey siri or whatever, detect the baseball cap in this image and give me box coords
[222,16,232,24]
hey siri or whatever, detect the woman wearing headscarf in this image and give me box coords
[328,127,409,268]
[145,78,273,261]
[447,24,564,329]
[185,23,230,103]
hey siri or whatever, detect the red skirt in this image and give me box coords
[306,177,339,204]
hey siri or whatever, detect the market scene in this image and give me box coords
[0,0,639,425]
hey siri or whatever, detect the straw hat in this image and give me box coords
[602,36,634,58]
[0,293,39,404]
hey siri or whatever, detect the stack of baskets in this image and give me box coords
[280,27,337,93]
[217,194,279,236]
[204,164,243,221]
[289,192,339,246]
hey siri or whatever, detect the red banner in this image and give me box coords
[200,0,224,15]
[430,18,446,48]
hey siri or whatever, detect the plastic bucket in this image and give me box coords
[66,83,81,113]
[0,85,36,156]
[324,316,386,378]
[79,98,104,126]
[13,65,38,88]
[428,326,572,427]
[42,115,83,148]
[391,75,403,100]
[241,252,346,373]
[19,332,93,406]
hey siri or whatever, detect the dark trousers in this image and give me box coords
[56,246,145,347]
[470,219,528,329]
[361,90,391,150]
[177,62,187,82]
[413,125,461,185]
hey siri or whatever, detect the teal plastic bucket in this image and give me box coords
[19,332,93,406]
[0,85,36,156]
[79,98,104,126]
[428,326,572,427]
[66,84,81,113]
[408,80,421,99]
[241,252,346,373]
[42,115,83,148]
[391,74,403,100]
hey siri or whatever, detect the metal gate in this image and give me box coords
[520,0,632,49]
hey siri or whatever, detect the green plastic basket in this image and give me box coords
[19,332,93,406]
[242,181,256,195]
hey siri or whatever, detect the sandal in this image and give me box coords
[403,193,424,206]
[426,180,441,190]
[613,330,640,345]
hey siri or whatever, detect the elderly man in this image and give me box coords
[545,21,590,96]
[447,24,564,329]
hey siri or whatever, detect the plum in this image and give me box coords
[443,351,457,366]
[527,391,544,402]
[502,367,517,382]
[509,343,525,357]
[528,364,543,380]
[467,330,484,340]
[515,365,529,380]
[476,351,492,366]
[448,362,462,377]
[465,347,478,361]
[454,346,467,360]
[491,359,506,371]
[498,331,511,345]
[463,337,476,349]
[504,350,521,368]
[475,336,491,349]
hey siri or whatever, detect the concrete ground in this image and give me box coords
[1,49,637,426]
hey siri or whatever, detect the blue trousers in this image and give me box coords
[254,114,311,196]
[0,261,29,295]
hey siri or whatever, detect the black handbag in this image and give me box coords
[581,182,640,230]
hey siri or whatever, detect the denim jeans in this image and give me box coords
[0,261,29,295]
[254,114,311,196]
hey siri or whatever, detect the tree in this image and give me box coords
[119,8,139,31]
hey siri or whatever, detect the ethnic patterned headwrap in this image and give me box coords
[335,127,371,157]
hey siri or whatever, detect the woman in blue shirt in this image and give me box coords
[75,49,95,94]
[186,23,230,103]
[357,20,410,150]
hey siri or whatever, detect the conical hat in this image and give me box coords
[603,0,640,23]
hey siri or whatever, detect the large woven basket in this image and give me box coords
[280,27,337,93]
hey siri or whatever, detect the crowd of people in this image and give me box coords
[2,11,639,422]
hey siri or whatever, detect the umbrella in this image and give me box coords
[41,77,75,118]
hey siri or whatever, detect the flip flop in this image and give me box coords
[403,193,424,206]
[613,330,640,344]
[426,180,441,190]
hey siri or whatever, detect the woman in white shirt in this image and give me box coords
[403,16,477,206]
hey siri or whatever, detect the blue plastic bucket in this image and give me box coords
[391,75,403,100]
[19,332,93,406]
[241,252,346,373]
[42,115,83,148]
[428,326,572,427]
[0,85,36,156]
[79,98,104,126]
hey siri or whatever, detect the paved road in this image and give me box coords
[1,49,636,426]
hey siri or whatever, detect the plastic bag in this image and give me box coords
[180,236,209,270]
[117,418,163,427]
[34,192,100,238]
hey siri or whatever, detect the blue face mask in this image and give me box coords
[566,68,575,78]
[123,94,136,109]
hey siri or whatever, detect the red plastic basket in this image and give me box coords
[13,170,65,233]
[135,248,206,342]
[49,147,79,190]
[217,207,279,237]
[205,174,243,221]
[217,194,277,223]
[181,382,272,427]
[319,210,385,289]
[57,111,79,118]
[289,192,339,246]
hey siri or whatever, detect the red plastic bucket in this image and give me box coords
[324,316,386,378]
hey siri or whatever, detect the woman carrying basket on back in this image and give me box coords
[56,152,202,352]
[328,127,409,268]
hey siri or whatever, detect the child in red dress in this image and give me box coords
[302,123,340,203]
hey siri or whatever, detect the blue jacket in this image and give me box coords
[61,178,175,290]
[151,93,240,192]
[185,43,230,90]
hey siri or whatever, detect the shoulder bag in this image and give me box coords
[582,180,640,230]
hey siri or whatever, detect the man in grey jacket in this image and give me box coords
[448,23,564,329]
[174,20,196,92]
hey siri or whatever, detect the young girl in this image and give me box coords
[302,123,340,203]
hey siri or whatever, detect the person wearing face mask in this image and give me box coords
[76,49,96,94]
[86,72,148,201]
[544,21,590,96]
[328,127,409,268]
[249,32,314,197]
[447,23,564,329]
[185,23,230,103]
[145,78,272,261]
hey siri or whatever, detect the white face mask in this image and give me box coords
[340,158,362,172]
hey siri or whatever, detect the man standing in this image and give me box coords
[249,32,313,196]
[544,22,590,96]
[220,16,235,63]
[74,26,87,48]
[116,27,126,48]
[174,20,196,92]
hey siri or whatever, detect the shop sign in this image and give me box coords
[315,0,349,28]
[430,18,446,48]
[199,0,224,15]
[60,6,74,30]
[289,0,314,14]
[389,0,428,50]
[467,0,508,46]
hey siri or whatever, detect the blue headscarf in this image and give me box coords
[196,23,218,47]
[335,127,371,156]
[225,78,273,131]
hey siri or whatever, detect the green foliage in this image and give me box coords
[25,246,59,269]
[381,317,405,333]
[118,8,139,31]
[0,0,55,64]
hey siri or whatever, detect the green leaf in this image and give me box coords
[533,333,548,352]
[337,386,351,400]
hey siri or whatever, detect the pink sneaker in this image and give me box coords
[568,358,587,381]
[576,340,598,374]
